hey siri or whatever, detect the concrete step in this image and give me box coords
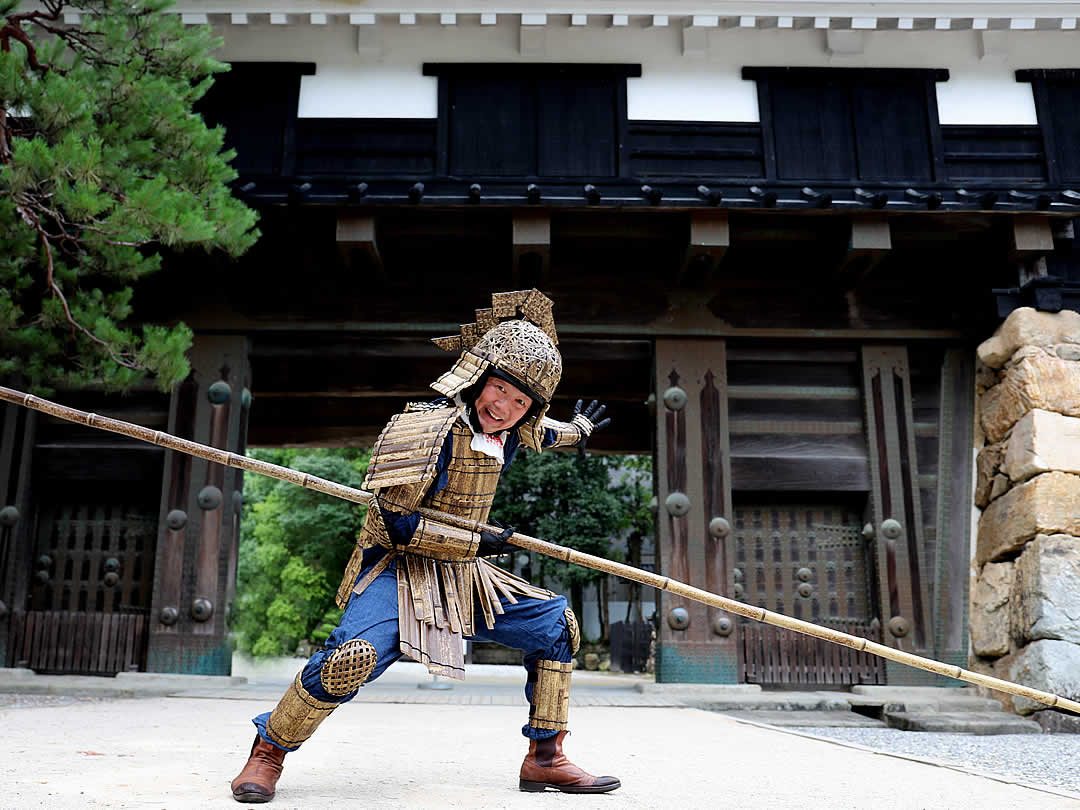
[884,710,1044,735]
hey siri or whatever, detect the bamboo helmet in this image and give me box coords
[430,289,562,451]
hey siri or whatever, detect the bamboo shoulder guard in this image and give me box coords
[362,404,462,509]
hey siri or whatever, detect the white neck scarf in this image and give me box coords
[455,399,506,463]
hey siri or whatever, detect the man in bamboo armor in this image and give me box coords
[231,289,620,803]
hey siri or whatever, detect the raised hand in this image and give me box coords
[570,399,611,457]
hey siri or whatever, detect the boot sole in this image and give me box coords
[232,790,275,803]
[519,779,621,794]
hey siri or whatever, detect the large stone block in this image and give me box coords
[977,307,1080,369]
[970,561,1014,657]
[980,349,1080,443]
[1004,408,1080,483]
[1004,639,1080,715]
[974,441,1005,508]
[976,471,1080,564]
[1010,533,1080,645]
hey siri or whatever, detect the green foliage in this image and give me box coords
[0,0,258,393]
[492,450,654,634]
[232,448,371,658]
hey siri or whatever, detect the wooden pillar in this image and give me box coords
[654,338,736,682]
[0,404,35,666]
[861,346,934,683]
[146,335,251,675]
[933,348,975,670]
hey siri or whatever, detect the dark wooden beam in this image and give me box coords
[512,211,550,286]
[835,215,891,287]
[336,212,383,275]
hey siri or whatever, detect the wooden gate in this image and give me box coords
[733,503,885,686]
[6,495,156,674]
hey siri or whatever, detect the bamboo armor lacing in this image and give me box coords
[529,659,574,731]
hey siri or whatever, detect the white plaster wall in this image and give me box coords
[214,22,1076,124]
[936,73,1037,125]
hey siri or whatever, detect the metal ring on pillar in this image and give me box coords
[708,517,731,538]
[0,505,20,528]
[665,492,691,517]
[887,616,910,638]
[191,598,214,622]
[159,606,179,626]
[712,616,733,637]
[197,486,223,510]
[166,509,188,530]
[662,386,688,411]
[667,607,690,630]
[241,388,252,409]
[881,519,903,539]
[207,381,232,405]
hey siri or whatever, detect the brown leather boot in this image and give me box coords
[519,730,621,793]
[231,735,287,803]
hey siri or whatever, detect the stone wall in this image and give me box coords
[971,307,1080,731]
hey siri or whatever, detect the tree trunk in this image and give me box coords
[598,578,609,642]
[625,531,643,623]
[570,581,585,642]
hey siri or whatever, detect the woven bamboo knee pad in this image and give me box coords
[266,674,338,749]
[529,659,573,731]
[563,607,581,654]
[320,639,378,696]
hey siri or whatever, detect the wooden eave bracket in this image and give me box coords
[512,210,550,285]
[1010,214,1054,286]
[836,215,891,287]
[681,210,730,285]
[336,212,383,274]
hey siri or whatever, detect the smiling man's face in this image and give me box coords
[473,376,534,434]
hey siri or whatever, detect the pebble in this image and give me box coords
[789,726,1080,795]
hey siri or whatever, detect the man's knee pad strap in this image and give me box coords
[320,639,378,696]
[266,674,337,749]
[563,607,581,655]
[528,659,572,731]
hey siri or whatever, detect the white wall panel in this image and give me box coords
[627,71,759,122]
[936,74,1037,125]
[298,68,437,118]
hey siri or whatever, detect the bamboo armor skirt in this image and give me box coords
[354,550,553,679]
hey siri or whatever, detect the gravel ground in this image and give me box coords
[788,726,1080,796]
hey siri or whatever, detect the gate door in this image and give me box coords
[734,503,885,687]
[8,492,156,674]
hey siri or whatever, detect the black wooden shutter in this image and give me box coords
[197,63,314,177]
[1017,70,1080,183]
[746,68,946,184]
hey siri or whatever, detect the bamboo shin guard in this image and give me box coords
[528,659,573,732]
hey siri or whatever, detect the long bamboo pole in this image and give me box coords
[2,384,1078,716]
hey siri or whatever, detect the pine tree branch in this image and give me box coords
[15,199,142,372]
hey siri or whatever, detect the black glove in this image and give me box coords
[477,518,515,557]
[571,399,612,458]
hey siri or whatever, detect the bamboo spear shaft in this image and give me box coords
[2,384,1078,716]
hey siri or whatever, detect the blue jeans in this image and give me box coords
[253,550,573,751]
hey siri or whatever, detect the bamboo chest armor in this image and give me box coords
[337,405,553,680]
